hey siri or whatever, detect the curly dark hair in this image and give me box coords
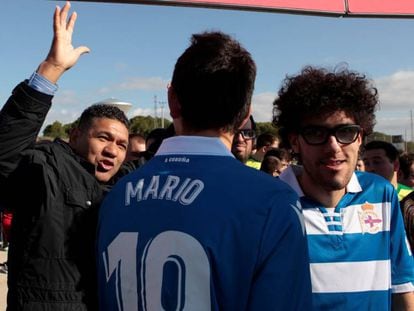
[172,31,256,132]
[78,104,130,131]
[399,152,414,179]
[272,66,378,147]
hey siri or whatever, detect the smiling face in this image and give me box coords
[70,117,129,182]
[289,110,362,194]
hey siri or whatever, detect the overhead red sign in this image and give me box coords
[71,0,414,17]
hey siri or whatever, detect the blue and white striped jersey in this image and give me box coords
[280,165,414,310]
[97,136,312,310]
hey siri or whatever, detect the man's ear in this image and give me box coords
[289,132,300,154]
[168,85,181,119]
[397,168,404,180]
[69,127,80,147]
[237,106,252,130]
[393,159,400,173]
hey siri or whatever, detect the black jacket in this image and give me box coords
[0,82,104,310]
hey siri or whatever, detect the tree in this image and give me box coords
[129,116,171,136]
[43,121,67,139]
[256,122,278,137]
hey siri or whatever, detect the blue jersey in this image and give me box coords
[280,166,414,310]
[98,136,312,310]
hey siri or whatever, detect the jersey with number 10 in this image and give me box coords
[97,136,312,310]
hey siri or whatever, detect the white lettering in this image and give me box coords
[125,175,204,206]
[143,175,160,200]
[158,175,180,200]
[179,180,204,205]
[125,179,144,206]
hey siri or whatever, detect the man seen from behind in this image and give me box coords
[97,32,312,310]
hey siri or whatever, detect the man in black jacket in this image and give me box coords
[0,2,129,310]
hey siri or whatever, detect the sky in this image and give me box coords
[2,0,414,138]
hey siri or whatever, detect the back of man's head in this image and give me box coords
[272,66,378,148]
[256,133,279,150]
[171,31,256,133]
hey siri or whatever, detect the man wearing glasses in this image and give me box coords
[274,66,414,310]
[231,115,257,164]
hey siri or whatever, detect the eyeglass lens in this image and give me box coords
[301,125,360,145]
[239,129,255,139]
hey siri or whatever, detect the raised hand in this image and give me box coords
[37,1,90,83]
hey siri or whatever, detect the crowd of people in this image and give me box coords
[1,1,414,310]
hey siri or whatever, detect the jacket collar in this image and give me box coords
[54,138,96,176]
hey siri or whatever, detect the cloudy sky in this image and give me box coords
[2,1,414,138]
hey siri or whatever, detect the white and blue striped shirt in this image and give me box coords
[280,165,414,310]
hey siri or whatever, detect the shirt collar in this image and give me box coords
[156,136,234,157]
[279,165,362,198]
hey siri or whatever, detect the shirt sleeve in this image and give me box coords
[27,72,58,95]
[390,187,414,293]
[247,190,313,310]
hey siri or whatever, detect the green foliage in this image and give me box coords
[129,116,171,136]
[43,121,67,139]
[256,122,278,137]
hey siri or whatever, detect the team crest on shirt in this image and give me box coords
[358,202,382,234]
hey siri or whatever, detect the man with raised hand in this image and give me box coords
[275,66,414,310]
[98,32,312,310]
[0,2,129,309]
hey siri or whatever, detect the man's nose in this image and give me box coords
[103,142,118,157]
[324,135,342,152]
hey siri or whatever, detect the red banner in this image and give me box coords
[71,0,414,17]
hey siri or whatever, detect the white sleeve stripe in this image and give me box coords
[392,282,414,293]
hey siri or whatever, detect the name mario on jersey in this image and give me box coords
[125,175,204,206]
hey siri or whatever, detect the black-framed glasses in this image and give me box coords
[299,124,361,145]
[236,129,256,140]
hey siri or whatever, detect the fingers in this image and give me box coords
[54,2,73,32]
[75,46,91,57]
[67,11,77,32]
[60,2,71,28]
[53,5,61,33]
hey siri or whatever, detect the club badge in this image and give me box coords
[358,202,382,234]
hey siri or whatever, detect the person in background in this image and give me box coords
[362,140,413,201]
[97,31,312,310]
[355,155,365,171]
[260,147,291,177]
[0,3,129,309]
[260,156,282,177]
[125,132,146,162]
[246,132,279,169]
[398,152,414,188]
[231,115,256,164]
[274,65,414,310]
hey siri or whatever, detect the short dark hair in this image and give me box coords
[260,156,281,175]
[256,133,278,149]
[129,132,146,141]
[363,140,399,162]
[272,66,378,147]
[171,31,256,132]
[145,124,176,159]
[263,147,291,162]
[399,152,414,179]
[78,104,130,131]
